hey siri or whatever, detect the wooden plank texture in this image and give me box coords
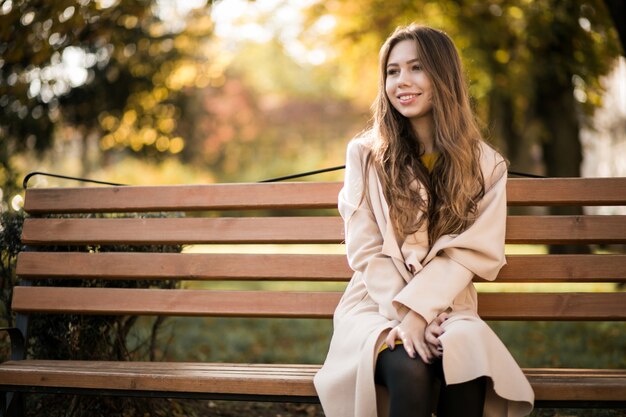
[22,177,626,214]
[16,252,352,281]
[0,361,624,402]
[21,217,344,245]
[506,177,626,206]
[496,254,626,282]
[11,287,626,320]
[11,287,341,318]
[20,215,626,245]
[16,252,626,283]
[24,182,341,213]
[477,292,626,320]
[525,368,626,402]
[0,361,319,397]
[505,215,626,244]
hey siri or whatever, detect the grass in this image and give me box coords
[135,316,626,369]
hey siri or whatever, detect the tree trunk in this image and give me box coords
[490,90,540,216]
[536,74,589,254]
[604,0,626,56]
[490,91,522,165]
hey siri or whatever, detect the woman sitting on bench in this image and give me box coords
[314,23,534,417]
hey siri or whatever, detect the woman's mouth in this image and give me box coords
[397,93,420,104]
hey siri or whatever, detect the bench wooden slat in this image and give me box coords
[0,361,317,397]
[20,217,344,245]
[505,215,626,244]
[22,178,626,214]
[11,287,341,318]
[479,292,626,320]
[497,254,626,282]
[20,215,626,245]
[524,368,626,403]
[16,252,351,281]
[1,361,624,402]
[23,183,342,213]
[506,177,626,206]
[16,252,626,283]
[11,287,626,320]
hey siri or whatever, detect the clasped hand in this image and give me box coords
[385,311,448,364]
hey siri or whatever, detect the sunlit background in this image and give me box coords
[1,4,625,416]
[1,0,625,213]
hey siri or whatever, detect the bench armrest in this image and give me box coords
[0,327,25,361]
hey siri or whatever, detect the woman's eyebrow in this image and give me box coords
[386,58,420,68]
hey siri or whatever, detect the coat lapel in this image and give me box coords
[374,173,431,283]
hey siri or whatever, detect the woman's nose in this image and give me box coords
[397,69,411,86]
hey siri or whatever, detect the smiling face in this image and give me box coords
[385,39,433,124]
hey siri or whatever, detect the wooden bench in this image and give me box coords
[1,177,625,415]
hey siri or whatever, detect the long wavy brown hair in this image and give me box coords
[366,24,486,244]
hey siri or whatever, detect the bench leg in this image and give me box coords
[1,392,23,417]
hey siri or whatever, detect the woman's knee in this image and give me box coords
[375,348,435,388]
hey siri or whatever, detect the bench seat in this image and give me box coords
[1,361,625,407]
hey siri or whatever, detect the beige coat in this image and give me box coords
[314,137,534,417]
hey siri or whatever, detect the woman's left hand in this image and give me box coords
[424,312,447,359]
[385,310,432,363]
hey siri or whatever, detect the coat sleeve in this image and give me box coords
[392,154,508,324]
[339,140,410,320]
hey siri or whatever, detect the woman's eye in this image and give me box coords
[413,64,422,71]
[387,69,399,76]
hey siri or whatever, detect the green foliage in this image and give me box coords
[0,210,24,331]
[0,0,215,200]
[156,317,333,364]
[156,317,625,371]
[0,0,364,199]
[488,321,626,369]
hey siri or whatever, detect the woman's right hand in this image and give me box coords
[424,312,448,359]
[385,310,431,363]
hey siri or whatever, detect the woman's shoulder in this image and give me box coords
[477,141,508,189]
[346,130,376,161]
[348,130,376,151]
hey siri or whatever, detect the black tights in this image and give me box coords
[375,347,487,417]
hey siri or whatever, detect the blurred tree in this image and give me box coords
[304,0,622,255]
[455,1,621,254]
[0,0,216,199]
[3,0,620,197]
[177,37,368,182]
[604,0,625,52]
[304,0,622,179]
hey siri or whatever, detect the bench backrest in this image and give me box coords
[13,178,626,322]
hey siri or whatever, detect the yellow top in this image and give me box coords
[378,340,404,354]
[420,152,439,173]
